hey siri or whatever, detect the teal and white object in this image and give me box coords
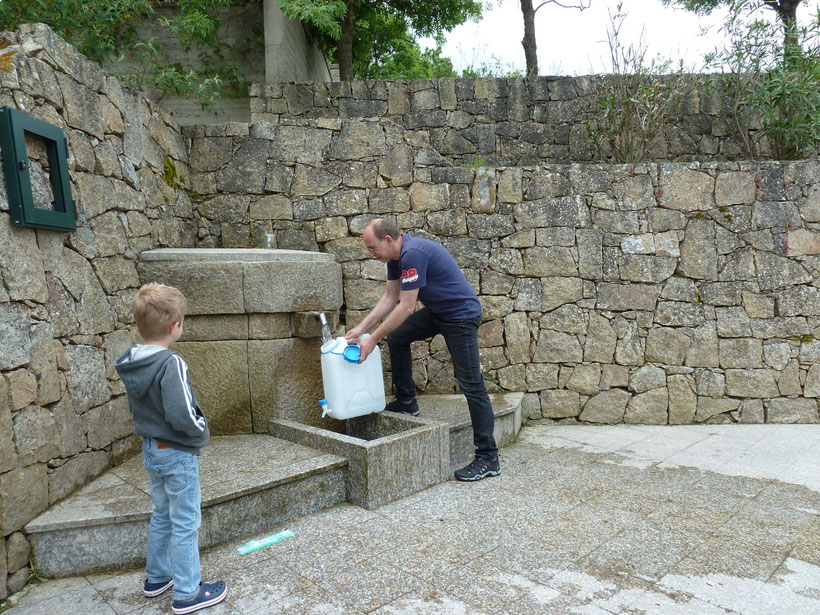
[236,530,295,554]
[319,334,385,420]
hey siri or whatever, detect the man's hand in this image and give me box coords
[358,335,377,363]
[345,325,366,344]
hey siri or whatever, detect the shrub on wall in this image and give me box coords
[705,5,820,159]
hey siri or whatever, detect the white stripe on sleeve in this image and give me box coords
[173,355,206,431]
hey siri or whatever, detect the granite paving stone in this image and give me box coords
[5,424,819,615]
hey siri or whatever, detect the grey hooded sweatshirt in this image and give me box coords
[114,345,210,455]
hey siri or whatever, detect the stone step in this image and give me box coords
[25,435,347,578]
[417,392,524,471]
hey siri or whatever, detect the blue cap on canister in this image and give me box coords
[342,344,361,363]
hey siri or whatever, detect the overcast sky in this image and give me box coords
[422,0,820,76]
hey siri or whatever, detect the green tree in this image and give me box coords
[661,0,804,49]
[278,0,482,80]
[0,0,248,109]
[703,3,820,158]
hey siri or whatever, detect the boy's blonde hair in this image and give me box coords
[133,283,188,341]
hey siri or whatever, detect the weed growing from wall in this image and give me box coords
[585,2,699,164]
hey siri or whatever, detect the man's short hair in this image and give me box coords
[132,283,188,340]
[370,218,401,241]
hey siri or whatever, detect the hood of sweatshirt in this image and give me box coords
[114,345,173,398]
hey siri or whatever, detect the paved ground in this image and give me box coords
[5,424,820,615]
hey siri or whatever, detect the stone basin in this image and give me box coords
[269,412,450,510]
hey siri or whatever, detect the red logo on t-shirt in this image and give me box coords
[401,268,418,283]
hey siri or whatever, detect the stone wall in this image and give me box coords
[0,24,196,596]
[2,22,820,598]
[186,118,820,427]
[249,75,744,166]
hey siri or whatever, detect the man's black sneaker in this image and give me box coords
[454,456,500,481]
[384,398,420,416]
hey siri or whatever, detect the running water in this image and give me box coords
[317,312,333,344]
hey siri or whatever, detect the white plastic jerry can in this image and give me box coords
[319,334,386,420]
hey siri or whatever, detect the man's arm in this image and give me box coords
[356,287,419,362]
[346,279,401,341]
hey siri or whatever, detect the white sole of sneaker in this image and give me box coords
[144,580,173,597]
[455,469,500,482]
[172,587,228,614]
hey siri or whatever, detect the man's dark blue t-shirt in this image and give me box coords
[386,234,482,321]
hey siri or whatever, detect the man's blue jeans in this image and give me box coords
[142,438,202,601]
[387,308,498,460]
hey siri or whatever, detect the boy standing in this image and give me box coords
[115,283,227,614]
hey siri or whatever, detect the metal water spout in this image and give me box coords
[315,312,333,344]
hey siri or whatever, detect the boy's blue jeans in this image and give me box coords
[142,438,202,601]
[387,308,498,460]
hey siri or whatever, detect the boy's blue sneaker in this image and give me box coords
[172,581,228,614]
[143,578,173,597]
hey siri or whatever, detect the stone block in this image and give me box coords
[504,312,530,364]
[137,260,245,315]
[645,327,691,365]
[805,364,820,398]
[584,312,616,363]
[629,365,666,393]
[244,260,343,313]
[248,339,326,430]
[83,397,133,449]
[181,315,249,341]
[48,451,111,505]
[0,219,48,304]
[0,463,48,535]
[13,406,59,465]
[567,364,602,396]
[715,171,756,206]
[409,182,449,212]
[754,251,812,291]
[776,360,801,396]
[696,397,740,422]
[668,374,696,424]
[64,345,110,415]
[580,389,630,424]
[625,388,668,424]
[600,364,629,390]
[0,303,32,370]
[766,398,818,423]
[539,390,580,418]
[513,196,590,228]
[523,247,576,277]
[684,323,720,368]
[659,167,714,211]
[776,285,820,317]
[740,399,765,423]
[614,321,644,366]
[6,532,30,575]
[719,338,762,369]
[7,369,37,411]
[526,363,559,391]
[596,283,659,312]
[656,302,705,327]
[250,195,292,221]
[725,369,779,398]
[533,330,583,363]
[679,218,718,280]
[173,341,251,434]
